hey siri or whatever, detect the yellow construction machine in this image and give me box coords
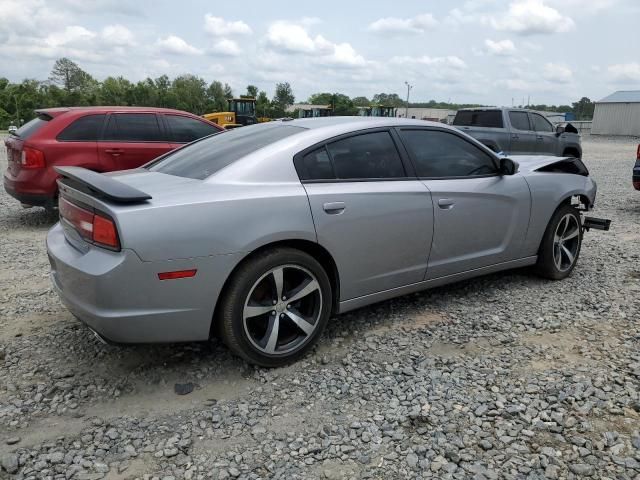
[203,97,261,129]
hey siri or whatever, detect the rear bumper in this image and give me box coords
[46,223,242,344]
[633,166,640,190]
[4,170,56,207]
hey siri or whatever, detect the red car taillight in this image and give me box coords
[59,197,120,250]
[637,144,640,161]
[20,146,45,169]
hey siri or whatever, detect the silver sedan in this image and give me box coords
[47,117,602,366]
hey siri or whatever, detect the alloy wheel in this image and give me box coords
[243,265,323,355]
[553,214,580,272]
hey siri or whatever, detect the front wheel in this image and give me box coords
[218,248,332,367]
[535,204,582,280]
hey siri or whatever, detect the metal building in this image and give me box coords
[592,90,640,136]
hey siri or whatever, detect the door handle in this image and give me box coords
[438,198,455,209]
[536,136,544,140]
[105,148,124,156]
[323,202,346,214]
[511,134,519,139]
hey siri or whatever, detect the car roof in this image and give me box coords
[281,116,448,131]
[35,106,200,115]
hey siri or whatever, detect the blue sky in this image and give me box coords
[1,0,639,106]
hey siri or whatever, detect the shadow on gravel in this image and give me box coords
[3,206,58,229]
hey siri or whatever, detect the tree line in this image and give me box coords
[0,57,596,129]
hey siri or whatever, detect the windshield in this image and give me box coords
[146,123,305,180]
[13,115,51,139]
[230,100,255,116]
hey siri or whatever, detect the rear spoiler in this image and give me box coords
[55,167,152,203]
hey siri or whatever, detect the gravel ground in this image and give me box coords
[0,135,639,479]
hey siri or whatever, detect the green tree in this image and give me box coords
[272,82,295,117]
[246,85,258,98]
[172,75,208,115]
[572,97,595,120]
[308,92,356,116]
[256,90,271,118]
[223,83,234,100]
[372,92,404,107]
[101,76,133,105]
[207,81,227,112]
[49,58,95,94]
[352,96,370,107]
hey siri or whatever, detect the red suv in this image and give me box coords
[4,107,224,209]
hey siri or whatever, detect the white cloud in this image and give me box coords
[607,62,640,83]
[264,21,366,69]
[368,14,437,34]
[391,55,467,69]
[497,78,536,91]
[547,0,617,14]
[265,21,324,53]
[204,15,252,36]
[46,25,95,47]
[101,24,135,46]
[326,42,366,68]
[210,38,241,56]
[484,39,516,56]
[156,35,203,55]
[543,63,573,83]
[490,0,575,35]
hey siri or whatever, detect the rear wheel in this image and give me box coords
[218,248,332,367]
[535,204,582,280]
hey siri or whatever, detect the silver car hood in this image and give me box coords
[509,155,576,174]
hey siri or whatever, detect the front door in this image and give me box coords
[507,110,538,154]
[98,113,173,171]
[529,112,559,155]
[298,130,434,300]
[396,127,531,279]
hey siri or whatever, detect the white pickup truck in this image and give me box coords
[452,108,582,157]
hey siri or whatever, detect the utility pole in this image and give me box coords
[404,81,413,118]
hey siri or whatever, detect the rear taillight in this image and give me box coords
[636,144,640,161]
[20,146,45,169]
[59,197,120,250]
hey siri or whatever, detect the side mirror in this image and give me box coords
[499,157,518,175]
[555,125,565,136]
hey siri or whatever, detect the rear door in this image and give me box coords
[163,114,222,148]
[298,129,434,300]
[397,128,531,279]
[529,112,558,155]
[507,111,538,154]
[98,113,173,171]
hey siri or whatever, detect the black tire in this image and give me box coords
[218,247,332,367]
[535,204,582,280]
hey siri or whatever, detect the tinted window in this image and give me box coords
[147,123,305,180]
[166,115,220,143]
[103,113,162,142]
[453,110,503,128]
[509,111,531,131]
[57,114,106,141]
[301,147,334,180]
[13,116,50,140]
[326,132,405,179]
[531,113,554,132]
[399,130,497,178]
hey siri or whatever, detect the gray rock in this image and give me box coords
[569,464,595,476]
[1,453,19,474]
[406,452,419,468]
